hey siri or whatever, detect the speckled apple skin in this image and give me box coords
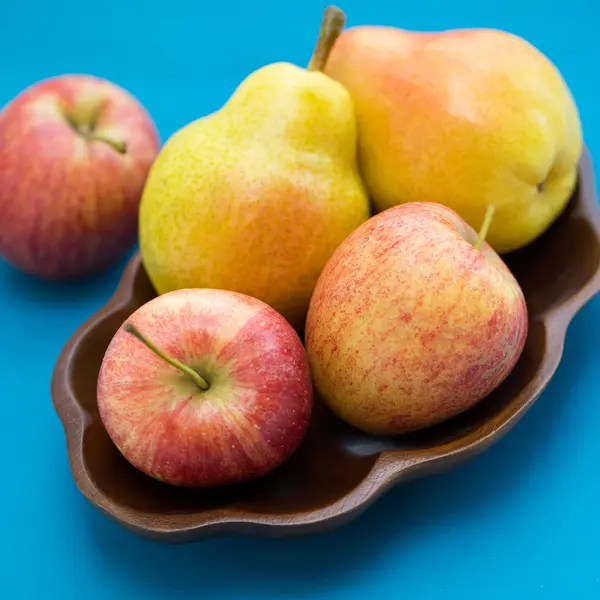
[0,74,160,279]
[305,202,528,436]
[97,288,313,488]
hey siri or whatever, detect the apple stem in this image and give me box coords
[84,132,127,154]
[307,6,346,72]
[474,205,496,251]
[123,322,210,391]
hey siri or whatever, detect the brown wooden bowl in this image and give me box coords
[52,148,600,543]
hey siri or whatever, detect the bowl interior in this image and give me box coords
[56,151,600,535]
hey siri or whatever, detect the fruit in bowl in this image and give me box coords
[138,6,370,329]
[51,154,600,541]
[324,23,583,254]
[97,288,313,488]
[0,74,160,280]
[306,202,529,436]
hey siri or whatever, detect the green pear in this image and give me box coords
[139,6,370,328]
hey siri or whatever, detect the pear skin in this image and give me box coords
[139,7,370,328]
[325,26,583,254]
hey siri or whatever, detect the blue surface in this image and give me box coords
[1,0,599,598]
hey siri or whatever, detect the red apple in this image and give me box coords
[97,288,313,487]
[305,202,528,436]
[0,74,160,280]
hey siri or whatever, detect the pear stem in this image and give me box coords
[123,322,210,391]
[307,6,346,72]
[474,205,496,250]
[84,132,127,154]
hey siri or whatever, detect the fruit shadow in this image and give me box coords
[82,296,598,597]
[0,249,135,309]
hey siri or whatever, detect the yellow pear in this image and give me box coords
[324,25,583,254]
[139,7,370,328]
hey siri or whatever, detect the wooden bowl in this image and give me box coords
[52,148,600,543]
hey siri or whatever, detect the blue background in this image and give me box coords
[1,0,599,598]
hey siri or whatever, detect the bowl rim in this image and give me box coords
[51,147,600,542]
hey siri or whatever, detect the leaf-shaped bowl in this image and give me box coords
[52,148,600,543]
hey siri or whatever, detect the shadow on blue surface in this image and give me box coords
[68,295,598,596]
[0,250,135,310]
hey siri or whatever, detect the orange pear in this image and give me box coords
[325,25,583,253]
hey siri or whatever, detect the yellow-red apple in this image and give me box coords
[0,74,160,279]
[305,202,528,436]
[97,288,313,487]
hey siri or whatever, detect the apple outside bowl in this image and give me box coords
[51,147,600,543]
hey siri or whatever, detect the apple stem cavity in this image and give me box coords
[84,132,127,154]
[307,5,346,72]
[65,113,127,154]
[123,322,210,391]
[474,205,496,251]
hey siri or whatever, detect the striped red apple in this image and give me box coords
[0,74,160,279]
[97,288,313,488]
